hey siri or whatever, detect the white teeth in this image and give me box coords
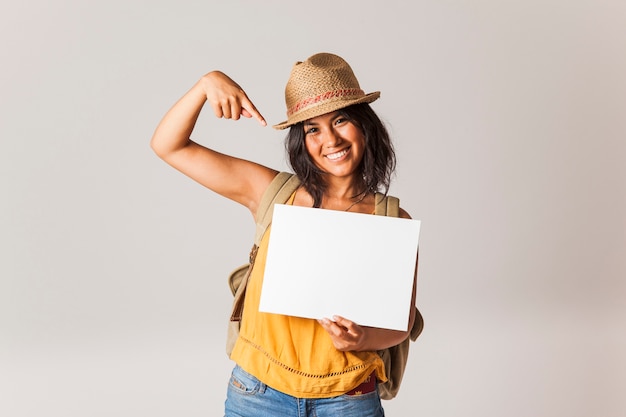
[326,149,348,160]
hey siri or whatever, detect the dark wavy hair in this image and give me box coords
[285,103,396,208]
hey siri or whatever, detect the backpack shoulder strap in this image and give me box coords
[228,172,300,325]
[375,193,423,341]
[254,172,301,244]
[374,193,400,217]
[373,192,425,400]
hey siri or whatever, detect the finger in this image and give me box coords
[317,318,334,331]
[318,318,343,336]
[241,97,267,126]
[332,315,351,330]
[333,316,362,337]
[229,101,243,120]
[221,103,232,119]
[210,103,224,119]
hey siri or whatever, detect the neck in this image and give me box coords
[322,174,364,199]
[319,176,371,212]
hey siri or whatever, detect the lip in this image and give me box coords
[325,147,351,161]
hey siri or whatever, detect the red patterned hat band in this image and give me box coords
[273,53,380,130]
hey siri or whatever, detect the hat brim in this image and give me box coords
[272,91,380,130]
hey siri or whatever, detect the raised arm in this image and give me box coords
[150,71,278,217]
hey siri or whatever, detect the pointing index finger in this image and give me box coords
[241,97,267,126]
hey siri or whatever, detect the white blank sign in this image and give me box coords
[259,204,420,331]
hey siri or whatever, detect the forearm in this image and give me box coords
[358,305,415,351]
[358,326,410,351]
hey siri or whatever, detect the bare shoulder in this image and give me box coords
[399,207,412,219]
[247,167,281,215]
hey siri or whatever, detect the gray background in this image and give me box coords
[1,1,625,416]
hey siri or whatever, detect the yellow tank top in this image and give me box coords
[230,194,386,398]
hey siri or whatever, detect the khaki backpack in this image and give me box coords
[226,172,423,400]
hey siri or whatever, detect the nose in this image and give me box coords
[322,128,341,148]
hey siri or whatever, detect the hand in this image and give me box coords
[199,71,266,126]
[317,315,367,352]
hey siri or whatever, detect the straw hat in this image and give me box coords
[273,53,380,130]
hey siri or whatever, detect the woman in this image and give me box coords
[151,52,418,416]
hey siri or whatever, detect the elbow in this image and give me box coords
[150,135,169,160]
[149,135,162,157]
[150,131,191,161]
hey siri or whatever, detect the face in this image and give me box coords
[303,111,366,180]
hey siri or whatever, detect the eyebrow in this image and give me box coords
[303,112,340,127]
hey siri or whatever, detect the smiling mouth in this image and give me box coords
[326,148,349,161]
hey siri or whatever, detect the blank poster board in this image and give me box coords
[259,204,421,331]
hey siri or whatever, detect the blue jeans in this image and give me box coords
[224,365,385,417]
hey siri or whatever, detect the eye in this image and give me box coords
[305,126,318,135]
[334,117,346,125]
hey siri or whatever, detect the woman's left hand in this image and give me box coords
[317,314,412,352]
[317,316,367,352]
